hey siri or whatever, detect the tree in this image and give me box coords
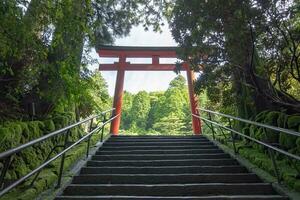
[120,91,134,130]
[77,71,111,117]
[121,75,192,134]
[169,74,186,89]
[168,0,300,118]
[128,91,151,130]
[152,112,186,134]
[0,0,168,120]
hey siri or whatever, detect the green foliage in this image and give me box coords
[287,116,300,129]
[44,120,55,132]
[128,91,151,130]
[0,0,167,121]
[0,109,104,199]
[168,0,300,116]
[169,75,186,89]
[120,75,193,135]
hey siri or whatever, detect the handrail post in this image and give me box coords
[86,118,94,158]
[101,114,107,142]
[268,149,281,183]
[228,118,237,154]
[208,113,216,140]
[56,129,70,188]
[0,156,12,190]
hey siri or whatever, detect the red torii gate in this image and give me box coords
[97,46,202,135]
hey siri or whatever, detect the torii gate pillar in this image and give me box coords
[110,55,126,135]
[185,62,202,134]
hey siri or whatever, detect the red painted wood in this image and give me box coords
[99,63,187,71]
[185,63,202,135]
[110,56,126,135]
[98,50,177,58]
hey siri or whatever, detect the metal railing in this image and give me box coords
[0,108,118,197]
[193,108,300,183]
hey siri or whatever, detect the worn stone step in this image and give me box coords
[91,153,230,161]
[56,195,288,200]
[101,145,219,151]
[96,149,224,155]
[62,183,276,196]
[72,173,261,184]
[103,141,213,146]
[110,136,206,139]
[86,159,238,167]
[80,166,249,175]
[108,138,210,142]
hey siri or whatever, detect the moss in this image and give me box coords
[11,123,23,135]
[43,119,56,133]
[1,188,37,200]
[11,157,30,178]
[53,115,69,128]
[32,170,57,192]
[38,141,54,158]
[20,147,39,169]
[52,115,69,130]
[20,124,30,143]
[0,115,102,200]
[0,127,12,151]
[6,170,17,180]
[27,122,41,139]
[0,123,24,150]
[20,188,38,200]
[214,122,300,192]
[64,111,76,122]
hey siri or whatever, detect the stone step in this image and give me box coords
[55,135,287,200]
[72,173,261,184]
[103,141,213,146]
[91,153,230,161]
[108,138,210,142]
[62,183,276,196]
[100,145,219,150]
[96,149,224,155]
[80,166,249,174]
[56,195,288,200]
[110,136,206,139]
[87,159,238,167]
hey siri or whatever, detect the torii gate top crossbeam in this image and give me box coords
[98,45,179,58]
[97,45,187,71]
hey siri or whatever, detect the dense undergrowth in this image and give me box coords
[0,112,106,200]
[204,110,300,192]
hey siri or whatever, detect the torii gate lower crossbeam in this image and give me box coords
[97,46,202,135]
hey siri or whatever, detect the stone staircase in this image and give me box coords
[55,135,288,199]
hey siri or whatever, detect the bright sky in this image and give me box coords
[89,24,188,96]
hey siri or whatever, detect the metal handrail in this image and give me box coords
[0,108,114,159]
[199,108,300,137]
[193,108,300,183]
[0,108,117,197]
